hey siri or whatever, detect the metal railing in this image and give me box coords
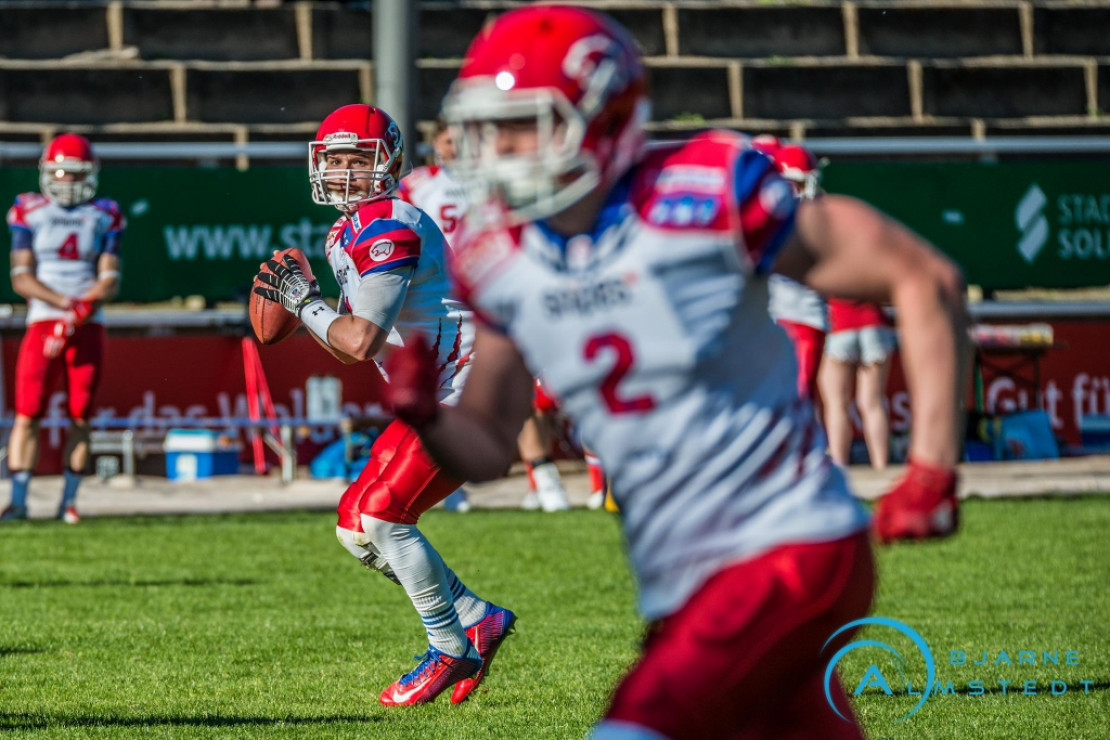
[5,136,1110,163]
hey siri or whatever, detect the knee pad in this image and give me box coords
[335,526,399,585]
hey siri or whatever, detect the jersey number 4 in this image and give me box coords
[58,233,80,260]
[584,333,656,414]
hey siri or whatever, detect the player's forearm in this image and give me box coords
[323,315,389,362]
[417,405,521,482]
[83,277,119,303]
[893,262,969,468]
[10,274,69,309]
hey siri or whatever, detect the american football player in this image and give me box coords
[383,6,968,739]
[253,104,514,706]
[2,133,124,524]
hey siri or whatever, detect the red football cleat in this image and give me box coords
[873,459,959,544]
[450,605,517,704]
[379,646,481,706]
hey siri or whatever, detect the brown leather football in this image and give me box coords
[249,247,315,345]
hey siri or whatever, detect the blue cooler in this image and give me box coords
[164,429,241,481]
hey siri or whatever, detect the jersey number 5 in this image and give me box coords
[438,204,459,235]
[584,333,656,414]
[58,233,80,260]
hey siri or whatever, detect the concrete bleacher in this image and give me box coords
[1,0,1109,157]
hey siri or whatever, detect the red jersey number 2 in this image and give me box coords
[584,333,656,414]
[58,233,80,260]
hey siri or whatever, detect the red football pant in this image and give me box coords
[776,320,825,402]
[605,532,874,740]
[336,419,463,528]
[15,321,105,420]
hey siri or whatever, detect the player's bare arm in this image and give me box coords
[9,250,70,309]
[82,252,121,304]
[774,194,969,468]
[390,324,534,482]
[316,313,391,364]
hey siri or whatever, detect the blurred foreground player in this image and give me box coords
[383,6,968,738]
[254,104,513,705]
[2,134,123,524]
[753,135,828,402]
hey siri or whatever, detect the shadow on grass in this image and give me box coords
[0,713,383,731]
[0,647,45,657]
[1,578,260,589]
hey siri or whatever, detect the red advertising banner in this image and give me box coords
[4,317,1107,474]
[883,319,1108,446]
[0,333,388,474]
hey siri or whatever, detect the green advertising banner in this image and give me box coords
[2,161,1108,301]
[0,167,340,303]
[822,161,1110,292]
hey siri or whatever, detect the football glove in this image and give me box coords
[254,254,321,317]
[65,298,96,326]
[872,458,959,544]
[382,333,441,429]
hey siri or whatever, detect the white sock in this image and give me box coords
[361,515,471,658]
[444,567,489,628]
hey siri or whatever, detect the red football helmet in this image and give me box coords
[752,135,821,200]
[40,133,99,207]
[309,104,406,212]
[442,5,650,224]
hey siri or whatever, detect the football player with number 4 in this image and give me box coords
[2,134,124,525]
[253,104,514,706]
[383,6,968,739]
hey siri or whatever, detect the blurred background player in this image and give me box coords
[517,377,570,512]
[398,117,472,512]
[400,118,569,512]
[1,133,124,524]
[254,104,514,706]
[820,297,898,469]
[385,6,967,738]
[753,135,828,403]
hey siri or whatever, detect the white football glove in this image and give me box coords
[254,254,321,317]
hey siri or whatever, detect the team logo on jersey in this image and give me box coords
[759,177,794,219]
[369,239,395,261]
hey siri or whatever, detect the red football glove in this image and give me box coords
[66,298,96,326]
[872,459,959,544]
[383,334,441,429]
[43,318,75,359]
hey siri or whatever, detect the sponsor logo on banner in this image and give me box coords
[1015,184,1049,264]
[163,219,333,261]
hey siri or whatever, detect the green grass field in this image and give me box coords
[1,497,1107,739]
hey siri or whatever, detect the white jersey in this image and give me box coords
[454,132,868,619]
[768,273,828,331]
[324,196,473,403]
[6,192,124,325]
[399,164,468,244]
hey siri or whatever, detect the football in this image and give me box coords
[249,247,315,345]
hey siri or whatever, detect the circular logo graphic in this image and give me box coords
[369,239,395,262]
[823,616,936,722]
